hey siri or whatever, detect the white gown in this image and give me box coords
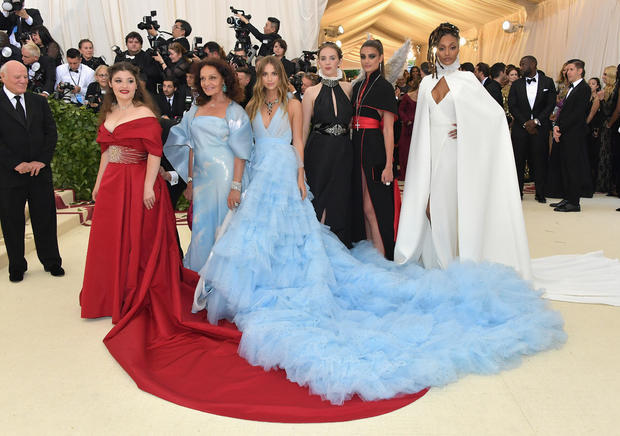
[396,62,620,306]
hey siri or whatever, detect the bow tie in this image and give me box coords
[125,55,135,60]
[526,77,536,84]
[70,69,79,73]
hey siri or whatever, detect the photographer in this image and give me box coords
[1,29,21,65]
[147,19,191,52]
[290,71,319,100]
[113,31,162,94]
[236,66,252,108]
[272,38,295,77]
[153,42,191,88]
[78,38,106,71]
[30,25,61,66]
[155,78,185,119]
[234,13,280,57]
[85,65,109,112]
[54,48,94,104]
[0,1,42,47]
[21,41,54,95]
[191,40,224,63]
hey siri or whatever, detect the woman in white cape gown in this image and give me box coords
[395,24,620,305]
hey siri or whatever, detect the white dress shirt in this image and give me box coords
[54,63,95,104]
[525,72,539,112]
[566,78,583,99]
[2,10,33,47]
[3,86,26,117]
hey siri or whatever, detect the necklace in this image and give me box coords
[265,98,279,116]
[319,69,343,88]
[353,72,381,130]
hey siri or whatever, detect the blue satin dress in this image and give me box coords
[192,105,566,406]
[163,102,252,272]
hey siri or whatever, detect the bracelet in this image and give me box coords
[231,181,242,192]
[187,176,193,183]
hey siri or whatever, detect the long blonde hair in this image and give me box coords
[603,65,617,100]
[246,56,289,121]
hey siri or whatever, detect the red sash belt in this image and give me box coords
[352,116,381,130]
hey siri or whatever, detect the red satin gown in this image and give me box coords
[80,117,426,422]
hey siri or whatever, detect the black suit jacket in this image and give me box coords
[557,79,590,136]
[0,8,43,36]
[114,50,163,93]
[485,79,504,108]
[247,24,280,57]
[28,55,56,95]
[156,92,186,119]
[508,71,557,131]
[0,89,57,187]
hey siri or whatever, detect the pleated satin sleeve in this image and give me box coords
[225,102,253,160]
[163,105,198,183]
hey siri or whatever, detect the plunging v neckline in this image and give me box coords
[261,105,280,131]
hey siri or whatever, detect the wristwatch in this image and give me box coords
[187,176,193,183]
[534,118,541,126]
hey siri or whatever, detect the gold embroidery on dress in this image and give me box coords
[108,145,148,164]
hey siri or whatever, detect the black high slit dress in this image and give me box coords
[305,81,354,247]
[351,70,399,260]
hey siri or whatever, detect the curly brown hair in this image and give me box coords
[191,58,243,105]
[98,62,159,124]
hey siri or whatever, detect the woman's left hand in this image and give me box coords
[153,52,163,63]
[228,189,241,210]
[381,166,394,185]
[449,123,457,139]
[298,173,307,200]
[143,185,156,210]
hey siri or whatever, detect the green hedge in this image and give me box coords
[48,99,100,201]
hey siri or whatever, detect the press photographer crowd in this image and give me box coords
[0,3,321,119]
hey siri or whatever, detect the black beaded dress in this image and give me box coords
[304,80,354,247]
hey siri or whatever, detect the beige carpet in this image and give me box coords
[1,194,619,436]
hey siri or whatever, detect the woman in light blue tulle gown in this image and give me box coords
[164,59,252,272]
[192,57,566,406]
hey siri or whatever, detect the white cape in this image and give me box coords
[395,71,620,305]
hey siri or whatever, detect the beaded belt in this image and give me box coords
[107,145,148,164]
[312,123,349,136]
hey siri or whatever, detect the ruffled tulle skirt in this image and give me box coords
[193,139,566,405]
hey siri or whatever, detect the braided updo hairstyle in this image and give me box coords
[427,23,460,78]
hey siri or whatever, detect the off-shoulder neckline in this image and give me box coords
[103,116,158,135]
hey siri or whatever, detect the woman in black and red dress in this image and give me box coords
[351,39,400,259]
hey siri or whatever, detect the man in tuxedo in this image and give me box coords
[508,55,557,202]
[147,19,191,52]
[0,3,43,48]
[155,79,185,120]
[475,62,490,86]
[54,48,95,105]
[551,59,590,212]
[486,62,506,108]
[0,60,63,282]
[114,32,162,94]
[21,41,55,95]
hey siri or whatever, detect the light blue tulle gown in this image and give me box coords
[192,105,566,405]
[164,102,252,272]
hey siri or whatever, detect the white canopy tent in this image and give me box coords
[24,0,620,80]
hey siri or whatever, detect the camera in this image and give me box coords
[146,38,168,58]
[296,50,318,73]
[17,31,31,43]
[184,94,193,112]
[58,82,75,92]
[226,6,251,27]
[1,0,24,12]
[290,73,303,95]
[187,37,206,59]
[111,45,123,57]
[226,51,247,69]
[227,6,258,64]
[137,11,160,31]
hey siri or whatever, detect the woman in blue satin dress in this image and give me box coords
[192,56,566,406]
[164,59,252,272]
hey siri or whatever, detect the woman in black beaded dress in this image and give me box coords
[302,42,354,246]
[351,39,399,260]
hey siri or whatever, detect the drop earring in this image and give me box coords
[222,84,227,93]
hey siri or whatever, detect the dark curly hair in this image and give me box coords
[428,23,460,77]
[191,58,243,105]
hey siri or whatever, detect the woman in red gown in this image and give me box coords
[80,62,196,323]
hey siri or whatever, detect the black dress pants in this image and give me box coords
[512,126,550,198]
[559,137,584,206]
[0,172,61,275]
